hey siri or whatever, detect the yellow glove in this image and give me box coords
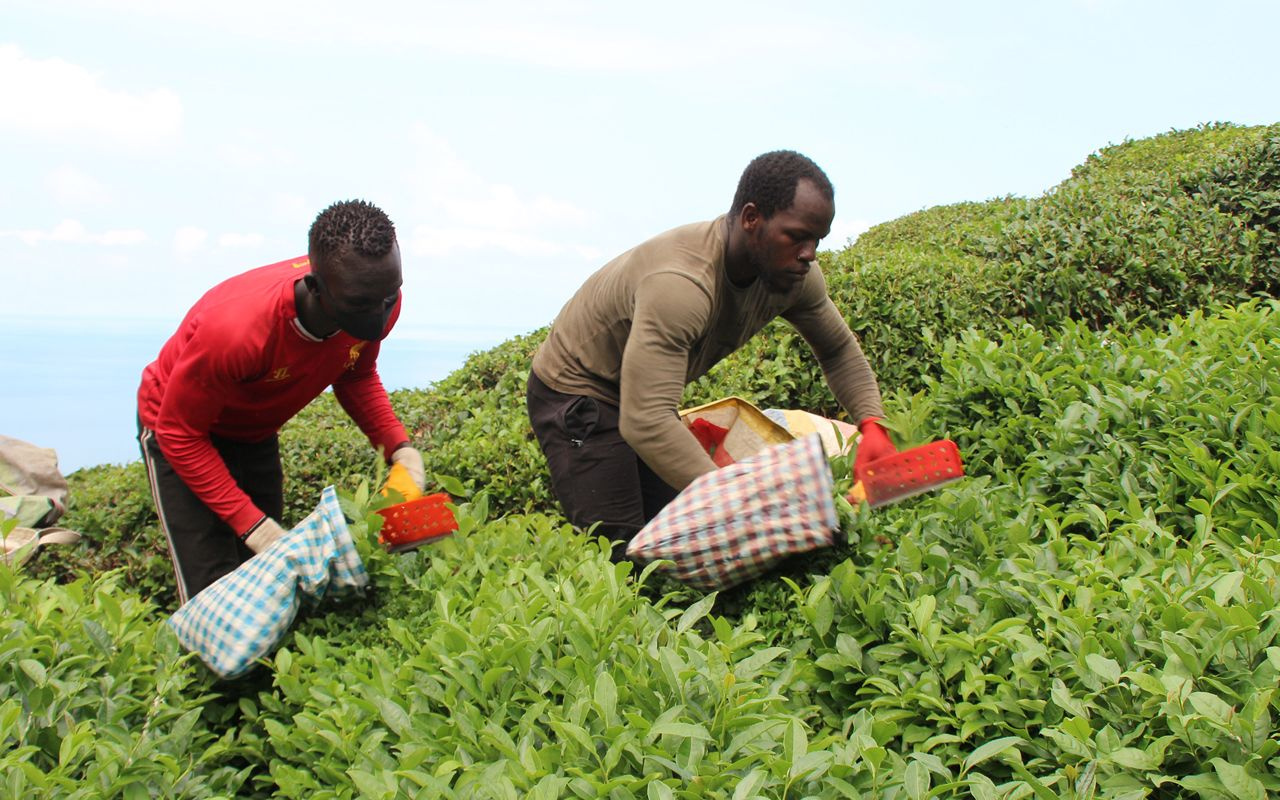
[381,462,423,502]
[846,481,868,506]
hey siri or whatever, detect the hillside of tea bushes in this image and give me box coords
[6,122,1279,798]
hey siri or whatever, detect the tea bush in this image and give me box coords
[41,123,1279,599]
[52,463,176,609]
[221,497,869,799]
[783,300,1280,795]
[0,568,248,796]
[6,303,1279,797]
[8,122,1280,796]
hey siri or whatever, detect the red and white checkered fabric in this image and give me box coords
[626,434,837,589]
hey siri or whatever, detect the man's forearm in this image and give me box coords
[619,408,718,490]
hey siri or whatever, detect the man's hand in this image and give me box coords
[853,418,897,481]
[243,517,289,554]
[390,445,426,492]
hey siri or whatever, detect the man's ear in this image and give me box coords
[740,202,763,232]
[302,273,321,295]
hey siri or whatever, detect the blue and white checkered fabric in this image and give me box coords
[167,485,369,679]
[626,434,837,590]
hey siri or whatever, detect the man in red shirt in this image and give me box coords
[137,199,425,604]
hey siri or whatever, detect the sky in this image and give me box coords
[2,0,1278,471]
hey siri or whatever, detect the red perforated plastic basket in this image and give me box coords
[853,439,965,508]
[376,493,458,552]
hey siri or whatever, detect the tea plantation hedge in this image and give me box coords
[6,121,1279,797]
[44,122,1279,605]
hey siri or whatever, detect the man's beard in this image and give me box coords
[750,251,790,294]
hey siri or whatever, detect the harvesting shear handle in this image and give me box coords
[846,481,867,505]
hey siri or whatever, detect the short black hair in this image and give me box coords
[729,150,834,219]
[308,200,396,267]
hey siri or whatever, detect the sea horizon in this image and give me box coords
[0,315,525,474]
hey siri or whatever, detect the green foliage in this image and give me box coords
[993,170,1258,329]
[700,123,1280,421]
[281,330,553,526]
[995,122,1279,333]
[0,567,247,796]
[393,331,553,514]
[1068,122,1265,186]
[230,501,868,799]
[26,463,176,610]
[788,300,1280,793]
[852,197,1020,256]
[42,122,1280,598]
[11,121,1280,795]
[1184,129,1280,297]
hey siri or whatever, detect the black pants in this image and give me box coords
[526,371,679,561]
[138,420,283,604]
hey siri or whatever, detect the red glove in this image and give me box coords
[853,418,896,481]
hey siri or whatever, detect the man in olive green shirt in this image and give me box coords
[528,150,896,559]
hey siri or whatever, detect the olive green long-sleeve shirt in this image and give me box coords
[531,216,884,490]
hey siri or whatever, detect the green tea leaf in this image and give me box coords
[433,473,468,498]
[376,697,411,738]
[349,768,394,800]
[18,660,46,685]
[594,672,617,724]
[1210,759,1266,800]
[962,736,1022,774]
[647,781,676,800]
[676,593,716,635]
[650,721,712,742]
[1085,653,1122,684]
[1051,679,1090,718]
[967,773,999,800]
[1109,747,1159,770]
[732,768,768,800]
[903,760,929,799]
[1189,691,1234,725]
[785,718,807,764]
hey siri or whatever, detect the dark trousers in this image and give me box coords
[526,371,679,560]
[138,421,283,604]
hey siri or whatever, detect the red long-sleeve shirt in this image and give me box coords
[138,256,409,533]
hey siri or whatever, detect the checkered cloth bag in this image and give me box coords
[626,434,837,589]
[167,485,368,679]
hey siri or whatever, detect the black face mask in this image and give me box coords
[329,304,394,342]
[308,274,397,342]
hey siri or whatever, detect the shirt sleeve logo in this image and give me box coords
[345,343,366,369]
[265,367,293,382]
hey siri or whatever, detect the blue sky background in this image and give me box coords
[2,0,1278,471]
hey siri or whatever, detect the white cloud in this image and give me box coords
[0,219,146,246]
[404,125,597,260]
[215,139,300,170]
[46,165,112,205]
[409,226,572,259]
[442,184,590,230]
[218,232,265,248]
[174,226,208,257]
[271,193,315,230]
[99,229,148,245]
[821,217,873,251]
[0,44,181,145]
[56,3,918,74]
